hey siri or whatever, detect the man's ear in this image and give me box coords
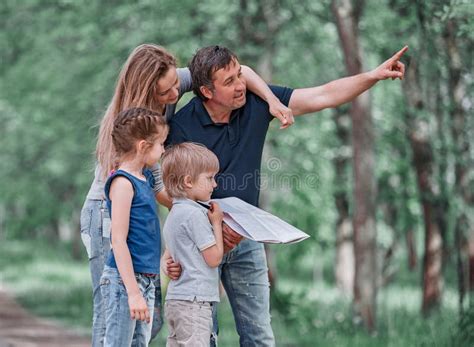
[183,175,193,189]
[200,85,213,100]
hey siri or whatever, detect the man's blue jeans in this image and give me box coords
[212,239,275,346]
[80,199,163,346]
[100,266,156,347]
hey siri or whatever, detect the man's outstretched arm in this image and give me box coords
[289,46,408,116]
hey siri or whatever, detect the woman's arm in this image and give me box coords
[177,65,294,128]
[241,65,294,129]
[156,188,172,209]
[109,177,150,322]
[177,67,193,95]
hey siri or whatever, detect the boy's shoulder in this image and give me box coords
[167,201,208,223]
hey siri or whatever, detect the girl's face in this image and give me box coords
[144,130,168,167]
[156,67,180,105]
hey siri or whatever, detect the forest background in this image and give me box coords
[0,0,473,346]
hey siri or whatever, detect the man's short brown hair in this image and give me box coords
[188,45,239,101]
[162,142,220,199]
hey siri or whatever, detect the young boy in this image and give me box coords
[161,142,224,346]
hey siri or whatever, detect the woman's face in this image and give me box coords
[156,67,180,105]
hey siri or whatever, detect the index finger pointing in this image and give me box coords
[392,45,408,61]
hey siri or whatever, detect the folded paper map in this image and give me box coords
[200,197,310,244]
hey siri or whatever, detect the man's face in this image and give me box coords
[207,59,246,110]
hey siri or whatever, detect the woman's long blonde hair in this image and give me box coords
[96,44,176,178]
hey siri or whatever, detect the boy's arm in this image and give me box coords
[109,177,150,323]
[241,65,294,129]
[201,202,224,268]
[201,223,224,268]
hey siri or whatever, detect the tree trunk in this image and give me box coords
[332,0,377,331]
[400,142,418,272]
[444,19,474,311]
[406,229,417,271]
[333,109,354,297]
[402,57,443,315]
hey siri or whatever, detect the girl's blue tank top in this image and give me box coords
[104,169,160,274]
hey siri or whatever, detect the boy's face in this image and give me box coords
[188,171,218,202]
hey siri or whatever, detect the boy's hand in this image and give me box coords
[223,223,243,253]
[208,202,224,225]
[128,292,150,323]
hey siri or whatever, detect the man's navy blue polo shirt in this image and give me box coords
[167,85,293,207]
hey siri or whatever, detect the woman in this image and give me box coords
[80,43,293,346]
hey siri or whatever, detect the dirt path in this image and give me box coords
[0,290,90,347]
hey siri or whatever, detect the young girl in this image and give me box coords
[101,107,168,347]
[80,43,293,345]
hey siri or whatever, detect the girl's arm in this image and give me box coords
[241,65,294,129]
[109,177,150,323]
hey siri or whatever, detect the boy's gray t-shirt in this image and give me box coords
[86,68,192,200]
[163,198,219,303]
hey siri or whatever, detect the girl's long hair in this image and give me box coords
[96,44,176,177]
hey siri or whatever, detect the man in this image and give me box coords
[167,45,407,346]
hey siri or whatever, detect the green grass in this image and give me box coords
[0,239,469,346]
[0,239,92,334]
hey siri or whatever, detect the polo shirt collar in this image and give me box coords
[195,99,215,126]
[172,198,209,210]
[195,98,241,127]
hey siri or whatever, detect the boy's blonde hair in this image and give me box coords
[162,143,219,199]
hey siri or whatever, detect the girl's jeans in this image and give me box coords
[80,199,163,346]
[100,266,156,347]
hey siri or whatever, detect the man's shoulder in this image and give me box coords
[172,97,201,123]
[246,85,293,107]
